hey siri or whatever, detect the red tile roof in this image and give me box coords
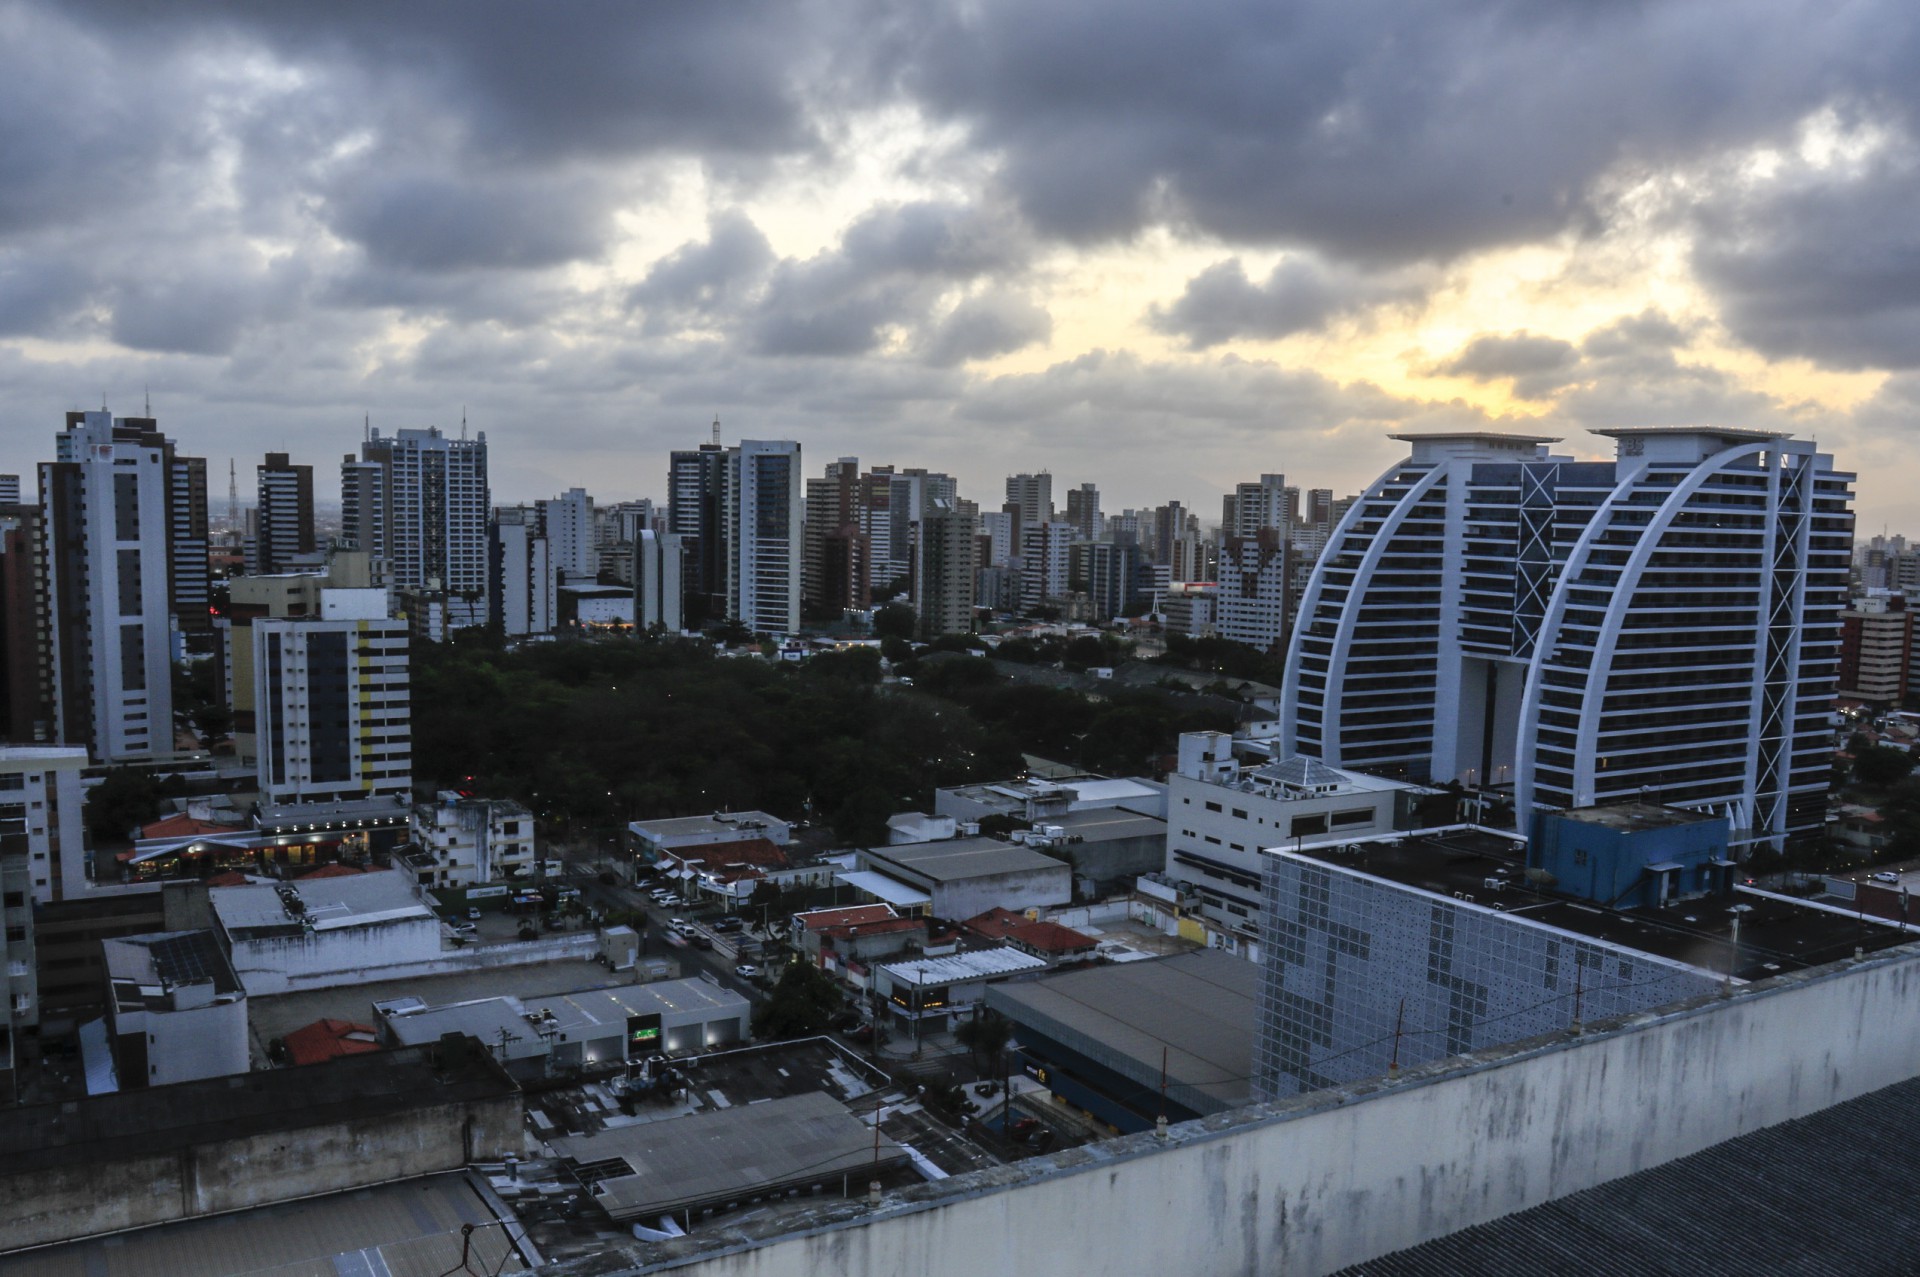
[138,813,246,840]
[283,1018,382,1067]
[795,904,899,932]
[819,917,925,943]
[665,838,790,872]
[964,907,1096,955]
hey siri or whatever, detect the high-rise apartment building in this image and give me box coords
[0,477,19,504]
[1838,597,1912,706]
[1216,533,1291,653]
[345,426,489,630]
[803,458,869,615]
[727,440,803,636]
[1070,539,1149,621]
[1018,521,1075,613]
[1282,428,1853,847]
[634,529,685,633]
[668,441,729,627]
[254,452,315,575]
[1005,472,1053,545]
[1229,474,1295,539]
[491,507,556,638]
[253,595,410,805]
[1065,483,1102,541]
[0,743,91,905]
[913,498,978,638]
[39,412,209,761]
[538,487,596,580]
[0,499,46,742]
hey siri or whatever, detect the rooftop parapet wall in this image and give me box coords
[567,942,1920,1277]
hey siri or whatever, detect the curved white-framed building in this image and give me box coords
[1280,428,1853,848]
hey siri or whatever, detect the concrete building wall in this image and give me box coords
[929,866,1070,922]
[136,995,250,1085]
[2,1094,522,1252]
[228,918,442,995]
[622,945,1920,1277]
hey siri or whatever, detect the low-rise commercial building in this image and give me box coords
[629,811,791,863]
[846,837,1072,921]
[962,908,1097,966]
[986,948,1255,1134]
[210,870,440,995]
[876,947,1047,1040]
[377,976,750,1079]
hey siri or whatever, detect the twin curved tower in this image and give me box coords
[1279,429,1853,848]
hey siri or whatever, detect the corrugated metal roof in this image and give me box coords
[1338,1074,1920,1276]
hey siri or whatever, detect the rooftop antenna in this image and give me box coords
[144,384,151,416]
[712,415,721,446]
[364,413,371,443]
[461,407,468,441]
[228,460,239,532]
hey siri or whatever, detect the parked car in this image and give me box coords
[841,1023,875,1044]
[690,934,714,950]
[466,906,482,920]
[713,917,744,932]
[452,921,477,936]
[734,963,760,979]
[1872,871,1901,883]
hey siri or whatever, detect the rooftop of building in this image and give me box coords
[103,929,244,1012]
[1552,801,1724,832]
[380,976,748,1048]
[0,1040,515,1176]
[135,812,247,841]
[628,811,787,841]
[865,836,1071,884]
[282,1017,381,1067]
[1281,828,1916,981]
[1,1171,528,1275]
[964,908,1098,954]
[551,1090,907,1222]
[986,949,1257,1112]
[1388,430,1561,445]
[794,903,899,932]
[1041,807,1168,841]
[1334,1071,1920,1276]
[663,837,789,871]
[0,744,89,768]
[1588,424,1790,441]
[878,947,1049,986]
[254,794,412,830]
[211,870,432,937]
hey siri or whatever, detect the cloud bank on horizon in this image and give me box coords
[2,0,1917,527]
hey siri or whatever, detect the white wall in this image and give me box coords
[149,996,249,1084]
[229,917,442,995]
[629,945,1920,1277]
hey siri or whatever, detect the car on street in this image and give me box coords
[690,933,714,950]
[451,921,477,936]
[466,906,481,920]
[734,964,760,979]
[1872,871,1901,883]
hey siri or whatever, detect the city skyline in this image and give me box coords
[2,3,1919,531]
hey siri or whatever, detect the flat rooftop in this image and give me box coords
[104,929,244,1011]
[211,870,431,937]
[557,1091,906,1222]
[382,978,749,1048]
[867,836,1068,883]
[0,1042,515,1176]
[1284,829,1915,981]
[1556,801,1722,832]
[628,811,786,841]
[1045,808,1167,842]
[254,794,411,828]
[1,1172,528,1274]
[987,949,1257,1113]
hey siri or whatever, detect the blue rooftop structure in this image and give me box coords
[1529,803,1734,910]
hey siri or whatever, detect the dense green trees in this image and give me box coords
[412,638,1024,845]
[751,959,846,1040]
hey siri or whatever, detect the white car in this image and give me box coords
[734,964,760,979]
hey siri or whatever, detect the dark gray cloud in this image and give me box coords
[326,171,617,274]
[1433,332,1582,400]
[746,202,1037,357]
[921,290,1052,367]
[896,0,1920,264]
[1148,257,1416,347]
[0,251,90,337]
[630,212,776,331]
[1693,151,1920,369]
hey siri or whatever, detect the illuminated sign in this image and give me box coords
[626,1012,663,1054]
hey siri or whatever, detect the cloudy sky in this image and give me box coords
[3,0,1918,531]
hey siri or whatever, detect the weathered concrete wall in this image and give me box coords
[600,944,1920,1277]
[234,930,597,994]
[2,1093,523,1251]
